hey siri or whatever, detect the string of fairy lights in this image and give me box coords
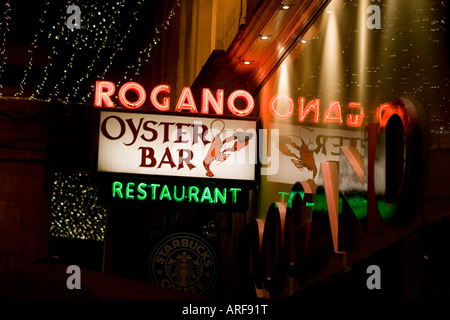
[50,0,104,102]
[50,171,106,241]
[115,0,181,88]
[30,2,73,100]
[83,0,181,103]
[0,1,11,96]
[1,0,181,105]
[0,0,182,240]
[96,0,145,81]
[14,1,50,97]
[38,0,122,102]
[80,0,145,103]
[68,1,128,103]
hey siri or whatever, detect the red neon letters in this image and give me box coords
[202,88,224,115]
[269,95,294,120]
[94,81,255,117]
[346,102,365,127]
[299,98,320,123]
[150,85,170,111]
[227,90,255,117]
[323,101,343,124]
[94,81,115,108]
[270,97,368,127]
[118,82,146,109]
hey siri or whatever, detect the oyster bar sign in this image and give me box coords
[95,82,257,180]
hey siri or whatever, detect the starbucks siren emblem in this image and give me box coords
[149,233,218,296]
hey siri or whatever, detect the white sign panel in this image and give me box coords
[267,124,364,184]
[98,111,257,180]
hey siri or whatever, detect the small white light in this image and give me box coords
[243,61,251,65]
[281,5,291,10]
[300,39,307,43]
[260,35,271,40]
[326,10,332,13]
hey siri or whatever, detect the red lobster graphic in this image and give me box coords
[203,120,253,177]
[278,130,318,179]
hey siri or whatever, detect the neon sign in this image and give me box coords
[108,179,247,210]
[269,96,365,127]
[249,97,423,292]
[97,111,257,180]
[94,81,255,117]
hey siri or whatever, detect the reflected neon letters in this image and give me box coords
[270,97,370,127]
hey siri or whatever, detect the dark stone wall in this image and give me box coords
[0,99,50,272]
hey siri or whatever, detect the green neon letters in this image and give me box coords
[112,181,241,205]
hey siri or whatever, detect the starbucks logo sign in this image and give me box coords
[149,233,218,296]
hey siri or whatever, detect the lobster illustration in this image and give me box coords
[203,120,253,177]
[278,128,318,178]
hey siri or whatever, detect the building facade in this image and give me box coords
[0,0,449,300]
